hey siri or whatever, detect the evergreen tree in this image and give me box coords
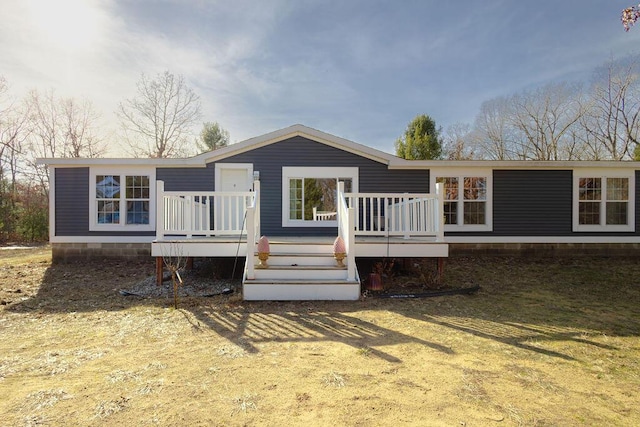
[395,114,443,160]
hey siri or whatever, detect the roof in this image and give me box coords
[38,124,400,168]
[38,124,640,169]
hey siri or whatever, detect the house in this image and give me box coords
[40,124,640,300]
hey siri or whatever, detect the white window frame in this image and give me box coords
[430,168,493,232]
[573,169,635,232]
[89,167,156,232]
[281,166,358,227]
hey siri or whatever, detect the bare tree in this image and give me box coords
[60,97,106,158]
[0,77,32,240]
[581,57,640,160]
[117,71,202,158]
[508,82,586,160]
[471,97,517,160]
[24,89,105,192]
[442,122,476,160]
[1,77,29,182]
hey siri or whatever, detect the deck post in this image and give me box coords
[155,257,163,286]
[403,193,410,239]
[253,180,261,238]
[435,183,445,242]
[437,257,445,285]
[156,180,165,240]
[347,206,356,281]
[246,206,256,280]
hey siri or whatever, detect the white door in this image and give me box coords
[215,164,253,233]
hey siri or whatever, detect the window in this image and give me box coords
[282,167,358,227]
[432,169,492,231]
[574,173,634,232]
[90,168,155,231]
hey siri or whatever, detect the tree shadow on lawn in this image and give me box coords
[181,302,454,363]
[393,256,640,360]
[6,257,640,364]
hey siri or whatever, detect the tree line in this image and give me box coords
[0,71,228,243]
[397,56,640,161]
[3,54,640,242]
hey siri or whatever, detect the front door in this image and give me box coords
[215,164,253,233]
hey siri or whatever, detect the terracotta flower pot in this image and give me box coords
[257,236,270,268]
[333,236,346,267]
[368,273,383,291]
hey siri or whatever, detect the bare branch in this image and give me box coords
[117,71,202,158]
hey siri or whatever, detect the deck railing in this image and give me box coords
[337,182,356,280]
[155,180,257,239]
[343,183,444,241]
[245,181,260,280]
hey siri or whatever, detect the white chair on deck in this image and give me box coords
[313,207,337,221]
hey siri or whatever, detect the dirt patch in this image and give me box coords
[1,248,639,426]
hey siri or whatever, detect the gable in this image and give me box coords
[213,135,390,167]
[197,124,397,166]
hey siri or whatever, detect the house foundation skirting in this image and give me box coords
[52,242,151,263]
[449,242,640,257]
[52,241,640,262]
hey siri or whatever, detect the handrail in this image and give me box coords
[245,180,260,280]
[344,191,441,238]
[337,182,356,280]
[156,181,255,238]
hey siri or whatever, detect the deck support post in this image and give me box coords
[156,257,164,286]
[437,257,445,285]
[186,257,194,270]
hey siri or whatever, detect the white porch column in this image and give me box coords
[403,193,410,239]
[347,206,356,281]
[253,180,261,239]
[435,182,445,242]
[156,180,165,240]
[246,205,256,280]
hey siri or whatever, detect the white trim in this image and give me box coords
[214,163,254,192]
[388,159,640,169]
[430,167,493,232]
[48,165,56,240]
[51,234,640,245]
[89,166,156,232]
[281,166,359,227]
[51,235,156,243]
[445,235,640,244]
[572,169,635,233]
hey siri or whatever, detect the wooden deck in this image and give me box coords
[151,235,448,258]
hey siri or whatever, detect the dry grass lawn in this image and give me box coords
[1,246,639,426]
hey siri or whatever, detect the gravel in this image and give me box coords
[121,269,240,298]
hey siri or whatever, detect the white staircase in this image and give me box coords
[242,240,361,301]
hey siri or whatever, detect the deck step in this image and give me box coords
[244,240,359,300]
[244,278,359,285]
[256,253,337,267]
[262,243,334,255]
[243,280,361,301]
[253,265,347,280]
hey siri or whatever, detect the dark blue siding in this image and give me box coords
[493,169,573,236]
[55,168,90,236]
[156,165,215,191]
[447,169,640,237]
[219,136,429,236]
[54,167,155,237]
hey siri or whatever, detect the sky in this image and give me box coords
[2,0,640,155]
